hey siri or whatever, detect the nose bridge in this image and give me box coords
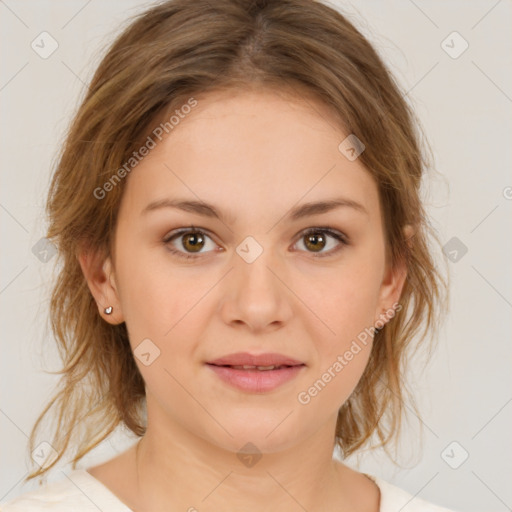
[235,234,283,298]
[220,234,293,330]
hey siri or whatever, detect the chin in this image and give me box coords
[196,412,311,457]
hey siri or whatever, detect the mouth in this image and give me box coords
[207,363,302,371]
[205,353,306,393]
[206,352,305,368]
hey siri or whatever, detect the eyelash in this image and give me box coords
[163,225,348,260]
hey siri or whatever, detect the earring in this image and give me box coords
[104,306,113,315]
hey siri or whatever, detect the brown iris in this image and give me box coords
[303,231,326,252]
[181,231,205,252]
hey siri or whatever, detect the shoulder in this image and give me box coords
[366,474,459,512]
[0,470,132,512]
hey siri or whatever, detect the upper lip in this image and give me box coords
[207,352,305,367]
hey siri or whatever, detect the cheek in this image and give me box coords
[297,260,383,341]
[293,250,383,399]
[298,287,375,413]
[115,254,208,406]
[301,345,372,418]
[115,242,201,351]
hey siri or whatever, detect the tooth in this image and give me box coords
[256,365,276,370]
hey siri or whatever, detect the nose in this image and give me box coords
[218,245,293,334]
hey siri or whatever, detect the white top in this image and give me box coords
[0,469,457,511]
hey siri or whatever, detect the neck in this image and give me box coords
[129,411,367,512]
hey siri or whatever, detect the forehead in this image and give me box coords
[119,88,380,225]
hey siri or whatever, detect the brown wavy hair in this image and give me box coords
[26,0,449,482]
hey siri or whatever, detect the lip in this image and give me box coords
[206,364,305,393]
[207,352,305,367]
[206,352,306,393]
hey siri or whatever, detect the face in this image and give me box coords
[82,88,406,455]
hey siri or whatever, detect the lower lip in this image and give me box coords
[206,364,305,393]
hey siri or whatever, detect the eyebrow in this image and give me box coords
[141,196,368,223]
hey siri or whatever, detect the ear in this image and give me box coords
[77,245,124,325]
[374,224,413,326]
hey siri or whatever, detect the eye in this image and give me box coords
[293,227,348,258]
[163,225,348,261]
[163,226,218,260]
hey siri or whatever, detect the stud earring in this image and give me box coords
[104,306,113,315]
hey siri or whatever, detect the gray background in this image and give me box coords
[1,1,511,511]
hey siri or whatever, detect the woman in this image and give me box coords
[1,0,453,510]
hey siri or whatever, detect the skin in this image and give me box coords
[79,87,409,512]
